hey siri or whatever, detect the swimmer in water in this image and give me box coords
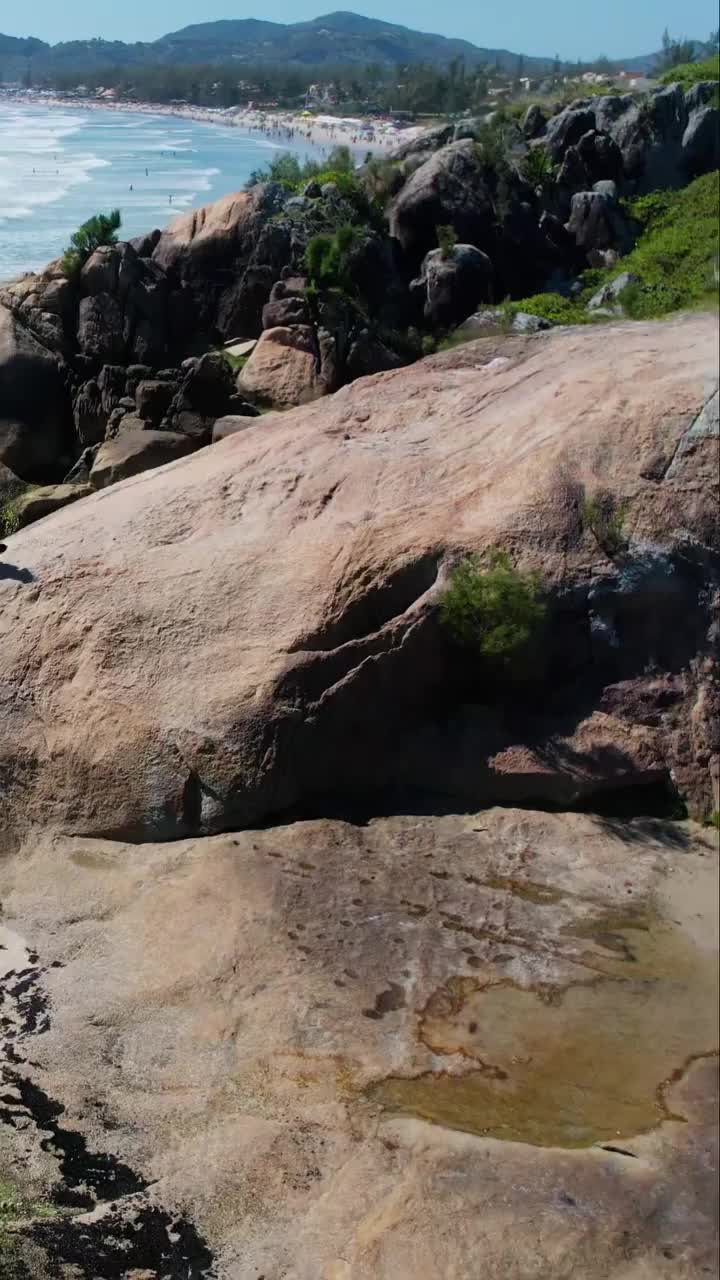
[145,168,148,177]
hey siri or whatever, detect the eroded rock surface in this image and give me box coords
[0,809,716,1277]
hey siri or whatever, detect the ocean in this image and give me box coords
[0,101,317,281]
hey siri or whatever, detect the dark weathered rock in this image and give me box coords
[0,303,70,481]
[345,330,405,381]
[80,246,120,297]
[411,244,493,328]
[682,105,720,176]
[545,107,597,160]
[522,103,548,138]
[388,140,494,259]
[90,429,197,489]
[73,379,105,447]
[98,363,127,416]
[566,191,636,256]
[64,445,99,485]
[135,379,176,425]
[77,293,124,364]
[261,295,310,329]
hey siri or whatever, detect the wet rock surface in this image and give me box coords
[0,809,716,1277]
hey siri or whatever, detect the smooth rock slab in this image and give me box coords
[0,809,716,1277]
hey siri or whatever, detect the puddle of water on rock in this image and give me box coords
[368,909,719,1148]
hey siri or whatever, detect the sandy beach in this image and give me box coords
[1,90,429,157]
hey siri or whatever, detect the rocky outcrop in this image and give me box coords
[0,314,717,847]
[0,807,716,1278]
[542,82,720,192]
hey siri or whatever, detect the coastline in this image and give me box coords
[1,90,428,157]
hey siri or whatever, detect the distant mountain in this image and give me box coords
[617,39,714,73]
[0,11,556,77]
[155,12,553,70]
[0,13,713,81]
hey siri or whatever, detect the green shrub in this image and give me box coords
[521,145,556,190]
[247,144,359,195]
[0,496,23,537]
[305,224,361,291]
[505,292,589,326]
[440,550,546,666]
[581,490,629,556]
[704,810,720,830]
[436,224,458,259]
[61,209,121,278]
[660,54,720,90]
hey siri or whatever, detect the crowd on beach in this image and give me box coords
[2,87,426,156]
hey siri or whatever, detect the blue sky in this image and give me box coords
[4,1,718,60]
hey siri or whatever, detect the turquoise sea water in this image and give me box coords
[0,102,317,280]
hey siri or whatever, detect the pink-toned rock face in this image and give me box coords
[151,190,255,272]
[0,314,717,847]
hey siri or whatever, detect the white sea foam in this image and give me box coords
[0,102,315,279]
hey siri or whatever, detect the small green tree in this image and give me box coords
[305,224,359,291]
[440,550,546,667]
[61,209,121,278]
[521,145,555,191]
[436,225,458,259]
[581,489,629,556]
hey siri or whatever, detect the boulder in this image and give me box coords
[345,330,406,380]
[80,245,120,297]
[173,351,236,419]
[566,191,635,255]
[682,104,720,176]
[64,446,99,485]
[135,378,176,425]
[73,379,106,447]
[456,310,552,339]
[261,295,310,329]
[587,272,641,312]
[89,429,197,489]
[388,140,494,259]
[12,482,92,530]
[77,293,124,363]
[544,107,597,160]
[1,313,718,846]
[522,103,548,138]
[237,325,324,408]
[98,363,128,415]
[0,302,70,481]
[212,415,262,443]
[411,244,493,328]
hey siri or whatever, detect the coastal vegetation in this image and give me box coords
[440,551,546,667]
[61,208,122,278]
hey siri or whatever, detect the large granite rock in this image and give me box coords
[0,314,717,847]
[0,809,716,1277]
[411,244,493,327]
[0,302,70,481]
[388,140,494,259]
